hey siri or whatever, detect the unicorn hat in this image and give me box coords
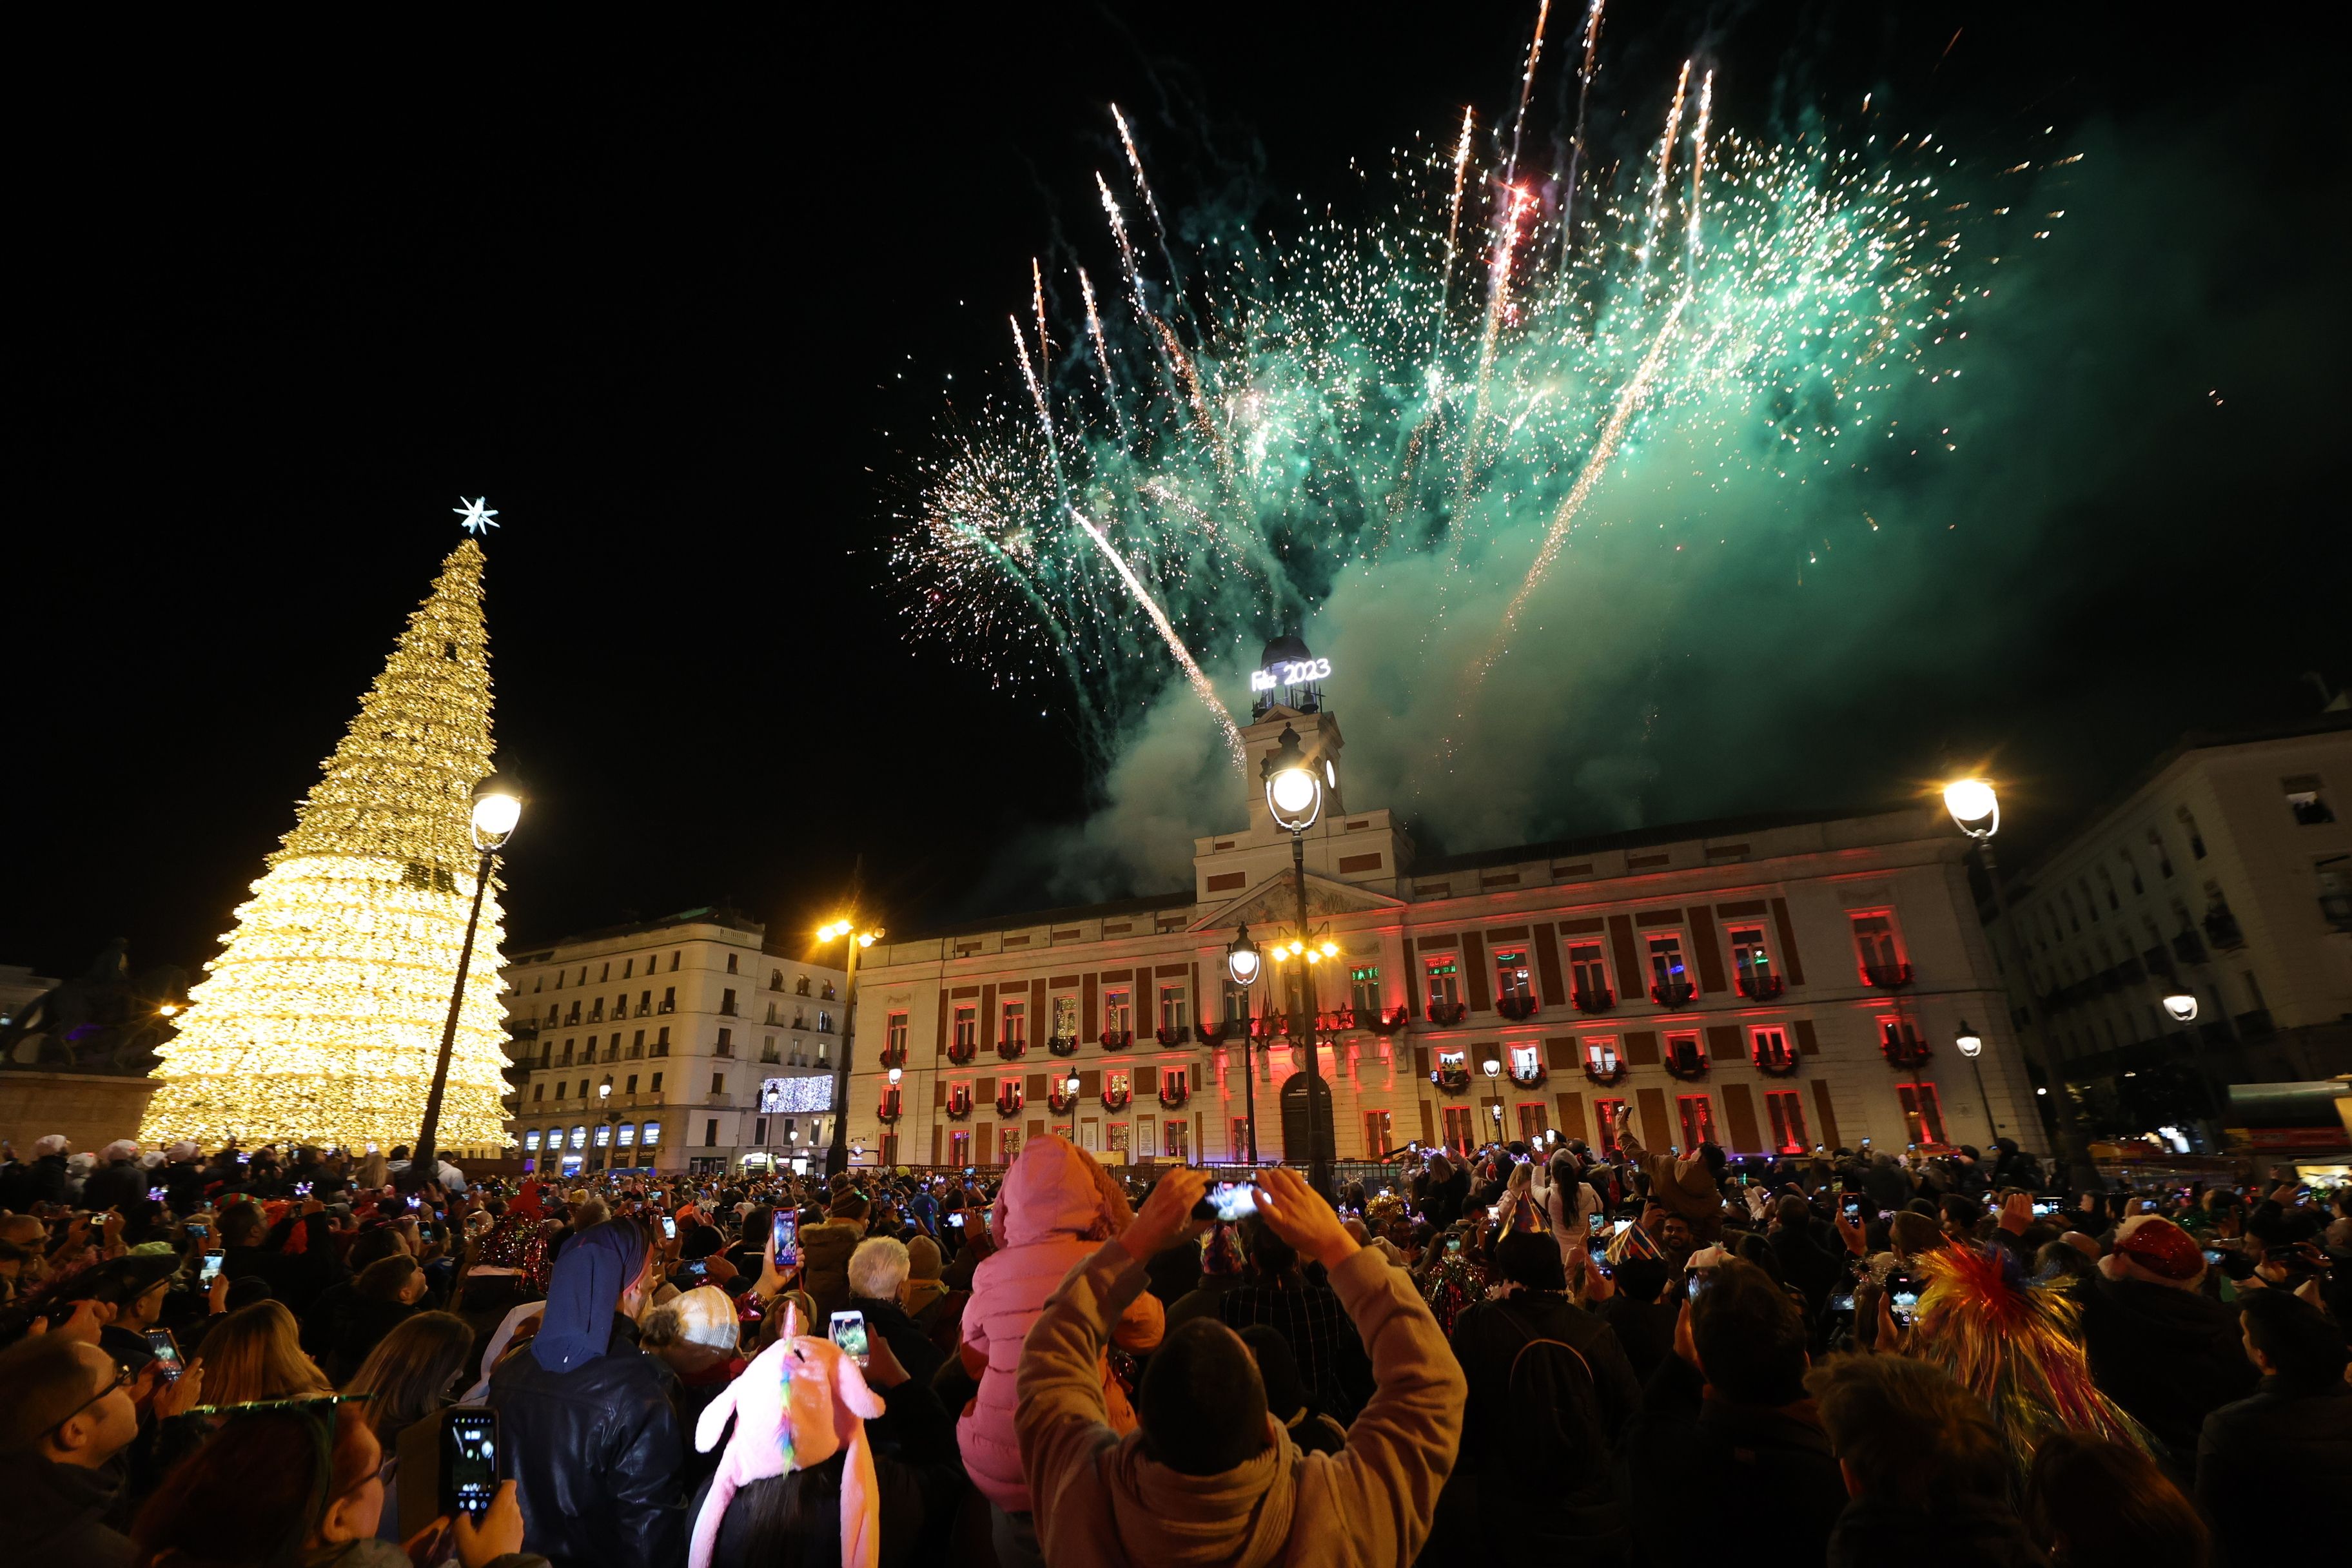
[689,1306,885,1568]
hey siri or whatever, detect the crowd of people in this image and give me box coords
[0,1119,2344,1567]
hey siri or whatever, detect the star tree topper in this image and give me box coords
[454,497,500,534]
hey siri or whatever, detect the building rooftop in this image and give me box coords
[507,904,769,964]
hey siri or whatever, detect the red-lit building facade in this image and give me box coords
[844,685,2044,1168]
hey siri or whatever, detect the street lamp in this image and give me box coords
[1954,1021,2000,1142]
[1482,1059,1505,1144]
[1225,925,1264,1165]
[1942,776,2093,1181]
[1262,726,1333,1198]
[411,774,524,1186]
[815,913,884,1177]
[2162,992,2199,1023]
[2157,990,2224,1131]
[1063,1073,1081,1142]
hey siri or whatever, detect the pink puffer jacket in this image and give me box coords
[956,1135,1164,1512]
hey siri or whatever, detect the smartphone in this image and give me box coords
[145,1329,186,1383]
[772,1209,799,1271]
[148,1186,168,1202]
[684,1259,708,1279]
[199,1251,226,1285]
[439,1409,500,1521]
[1825,1289,1857,1316]
[2032,1199,2061,1217]
[1889,1288,1921,1326]
[1842,1198,1863,1221]
[407,1196,420,1210]
[662,1216,676,1240]
[1687,1270,1712,1301]
[948,1212,966,1228]
[1189,1182,1259,1223]
[829,1309,870,1367]
[187,1222,209,1241]
[1591,1259,1614,1279]
[2202,1248,2226,1266]
[1446,1235,1463,1257]
[295,1182,313,1197]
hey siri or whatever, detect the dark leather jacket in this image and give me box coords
[487,1313,685,1568]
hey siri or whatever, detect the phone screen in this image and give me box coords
[1446,1235,1462,1256]
[1890,1288,1921,1326]
[441,1411,499,1520]
[2202,1248,2226,1266]
[2032,1199,2061,1217]
[1190,1182,1258,1223]
[1826,1290,1856,1315]
[949,1211,966,1228]
[148,1186,168,1202]
[662,1216,676,1239]
[685,1259,708,1279]
[295,1182,313,1197]
[772,1210,799,1270]
[1687,1270,1711,1301]
[146,1329,184,1382]
[829,1310,870,1367]
[199,1251,226,1285]
[187,1222,209,1240]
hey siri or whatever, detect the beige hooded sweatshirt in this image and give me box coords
[1016,1233,1465,1567]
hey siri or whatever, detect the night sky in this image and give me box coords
[14,5,2346,985]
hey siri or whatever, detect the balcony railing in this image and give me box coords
[945,1041,977,1065]
[1736,972,1786,1001]
[1046,1034,1081,1056]
[1859,961,1914,990]
[1661,1044,1709,1080]
[1583,1057,1629,1086]
[1154,1025,1192,1046]
[1429,1064,1471,1094]
[1495,994,1539,1021]
[1651,979,1698,1008]
[1099,1029,1135,1050]
[1878,1024,1932,1068]
[1508,1061,1547,1089]
[996,1039,1028,1061]
[1426,1000,1468,1026]
[1571,986,1615,1015]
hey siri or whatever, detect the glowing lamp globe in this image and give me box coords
[470,777,524,847]
[2162,992,2199,1023]
[1954,1022,1983,1059]
[1064,1074,1081,1095]
[1261,724,1325,831]
[1226,925,1263,986]
[886,1066,903,1085]
[1482,1059,1500,1079]
[1942,778,1999,836]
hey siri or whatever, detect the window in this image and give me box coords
[1425,957,1462,1008]
[816,1010,832,1034]
[1729,928,1774,991]
[1222,979,1252,1023]
[1676,1094,1718,1151]
[1107,1122,1130,1152]
[587,997,603,1023]
[886,1012,908,1056]
[2097,867,2119,910]
[1436,1048,1466,1072]
[1494,948,1532,1001]
[998,1076,1024,1107]
[2177,806,2207,859]
[761,1036,779,1063]
[1230,1117,1254,1157]
[953,1007,978,1050]
[770,969,784,990]
[1566,943,1610,1003]
[1585,1036,1620,1073]
[796,974,811,995]
[662,986,678,1012]
[638,992,652,1015]
[1157,985,1188,1032]
[625,1073,638,1093]
[1765,1090,1808,1153]
[524,1130,542,1151]
[671,952,681,970]
[948,1131,971,1164]
[623,959,633,979]
[1363,1108,1393,1156]
[1593,1098,1627,1157]
[999,1131,1021,1162]
[1896,1083,1948,1145]
[1106,1068,1130,1099]
[1517,1102,1549,1141]
[554,971,565,990]
[532,1083,544,1102]
[1104,990,1133,1035]
[704,1119,720,1146]
[1507,1044,1539,1081]
[1052,995,1079,1039]
[1850,912,1906,983]
[569,1126,587,1150]
[1163,1121,1190,1158]
[725,952,738,974]
[534,976,544,994]
[1440,1105,1477,1156]
[705,1072,722,1095]
[1349,965,1382,1016]
[617,1123,636,1148]
[1002,1001,1027,1046]
[721,988,738,1016]
[654,1027,670,1055]
[560,1039,574,1066]
[593,1123,612,1148]
[2284,774,2336,825]
[1752,1026,1795,1070]
[751,1116,767,1144]
[2121,849,2144,895]
[642,1119,661,1146]
[716,1028,732,1057]
[1646,934,1692,999]
[1664,1031,1704,1075]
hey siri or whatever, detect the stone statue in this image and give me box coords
[0,939,188,1075]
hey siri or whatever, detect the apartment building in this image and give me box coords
[500,906,845,1177]
[1981,716,2352,1128]
[843,646,2040,1169]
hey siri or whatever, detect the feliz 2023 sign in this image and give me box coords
[1250,656,1332,692]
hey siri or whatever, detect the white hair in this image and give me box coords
[847,1235,911,1300]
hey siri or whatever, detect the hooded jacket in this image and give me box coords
[956,1136,1163,1513]
[1016,1233,1465,1568]
[1613,1125,1726,1242]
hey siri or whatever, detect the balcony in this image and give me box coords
[1098,1029,1135,1050]
[1583,1057,1629,1087]
[1650,979,1698,1008]
[995,1039,1028,1061]
[657,1000,676,1015]
[1507,1061,1547,1089]
[1571,986,1616,1015]
[2141,945,2175,981]
[2171,930,2207,965]
[1735,972,1785,1001]
[1154,1025,1193,1046]
[1362,1005,1411,1035]
[1661,1043,1709,1080]
[1046,1035,1081,1056]
[945,1041,977,1065]
[1429,1064,1471,1094]
[1426,1001,1468,1026]
[1878,1024,1932,1068]
[2203,908,2246,952]
[1494,994,1539,1022]
[1859,961,1914,990]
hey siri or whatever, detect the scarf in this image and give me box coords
[531,1220,645,1372]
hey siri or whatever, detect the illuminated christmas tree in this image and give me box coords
[141,528,513,1152]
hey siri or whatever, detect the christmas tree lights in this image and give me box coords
[139,538,514,1152]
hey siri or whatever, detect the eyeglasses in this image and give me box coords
[51,1359,136,1434]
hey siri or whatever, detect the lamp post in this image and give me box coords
[1943,778,2096,1182]
[1262,727,1335,1199]
[1062,1073,1081,1142]
[1954,1023,1999,1142]
[1482,1059,1505,1146]
[816,914,883,1178]
[2161,990,2223,1132]
[411,776,523,1186]
[1225,925,1264,1166]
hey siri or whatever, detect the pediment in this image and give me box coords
[1191,872,1404,932]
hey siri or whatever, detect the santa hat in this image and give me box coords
[2105,1215,2204,1288]
[689,1310,883,1568]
